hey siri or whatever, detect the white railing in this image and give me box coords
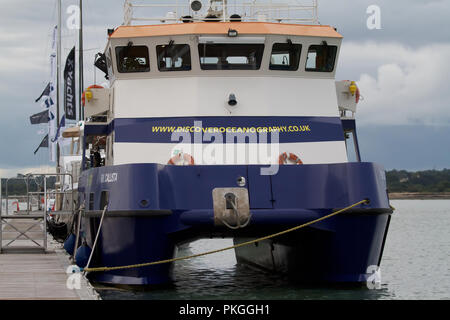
[123,0,319,25]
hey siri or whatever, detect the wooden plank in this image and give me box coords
[0,217,96,300]
[0,253,81,300]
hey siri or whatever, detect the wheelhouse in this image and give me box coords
[101,22,342,83]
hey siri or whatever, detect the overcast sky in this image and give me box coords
[0,0,449,177]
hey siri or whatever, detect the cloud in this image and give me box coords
[338,42,450,126]
[319,0,450,46]
[0,165,56,179]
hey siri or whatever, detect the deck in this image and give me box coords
[0,214,99,300]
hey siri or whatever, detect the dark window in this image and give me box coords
[89,193,95,210]
[156,44,191,71]
[115,45,150,73]
[100,191,109,210]
[270,43,302,71]
[198,44,265,70]
[305,45,337,72]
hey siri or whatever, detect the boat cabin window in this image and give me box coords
[115,45,150,73]
[270,43,302,71]
[198,44,264,70]
[156,44,191,71]
[100,191,109,210]
[305,45,337,72]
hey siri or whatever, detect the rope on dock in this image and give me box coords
[82,199,370,273]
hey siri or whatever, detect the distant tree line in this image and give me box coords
[2,170,449,196]
[386,169,450,193]
[1,175,56,196]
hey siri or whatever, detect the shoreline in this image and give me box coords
[5,193,450,201]
[389,192,450,200]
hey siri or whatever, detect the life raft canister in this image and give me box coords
[82,85,104,106]
[167,153,195,166]
[278,152,304,165]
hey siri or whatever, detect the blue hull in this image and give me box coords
[77,162,392,286]
[234,212,391,283]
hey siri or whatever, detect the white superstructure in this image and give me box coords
[81,1,361,169]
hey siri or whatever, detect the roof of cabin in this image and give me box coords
[109,22,343,39]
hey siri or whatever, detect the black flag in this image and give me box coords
[64,47,76,120]
[35,82,52,102]
[29,110,49,125]
[34,134,49,154]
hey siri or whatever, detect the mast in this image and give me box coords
[79,0,84,122]
[56,0,61,172]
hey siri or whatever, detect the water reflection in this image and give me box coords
[96,200,450,300]
[99,239,393,300]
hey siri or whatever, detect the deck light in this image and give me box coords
[228,29,239,37]
[228,94,237,106]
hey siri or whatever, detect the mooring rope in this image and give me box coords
[83,205,108,272]
[82,199,370,273]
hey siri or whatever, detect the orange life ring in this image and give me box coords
[82,85,104,106]
[279,152,303,165]
[12,201,19,212]
[167,153,195,166]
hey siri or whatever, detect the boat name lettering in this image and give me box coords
[101,173,118,183]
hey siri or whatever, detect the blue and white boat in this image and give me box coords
[69,0,392,286]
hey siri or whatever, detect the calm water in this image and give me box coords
[5,199,445,300]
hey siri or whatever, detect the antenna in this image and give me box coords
[56,0,62,171]
[79,0,84,121]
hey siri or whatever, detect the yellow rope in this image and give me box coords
[84,199,369,273]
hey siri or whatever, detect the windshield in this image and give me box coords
[198,44,265,70]
[156,44,191,71]
[270,43,302,71]
[115,45,150,73]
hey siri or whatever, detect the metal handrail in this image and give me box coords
[1,173,76,253]
[124,0,319,25]
[25,173,75,215]
[4,177,28,216]
[1,175,48,252]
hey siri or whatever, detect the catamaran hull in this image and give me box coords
[76,162,392,286]
[234,213,391,283]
